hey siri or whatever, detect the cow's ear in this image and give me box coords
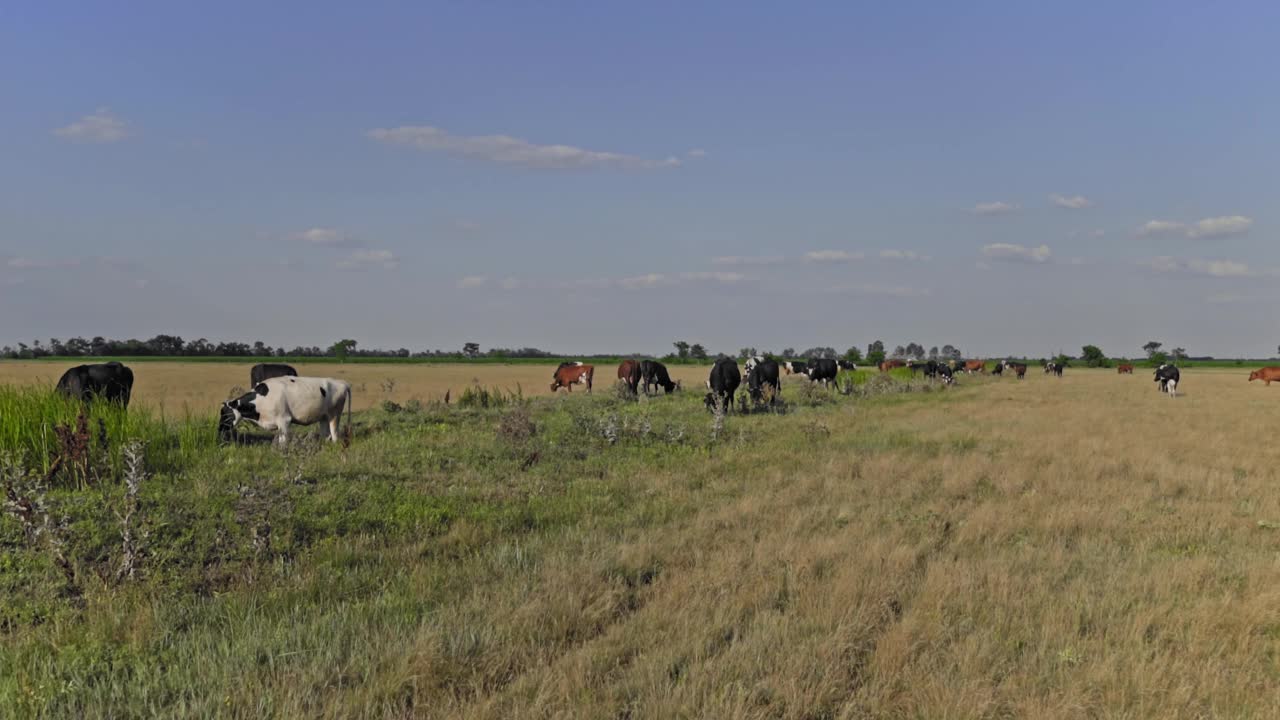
[254,382,269,396]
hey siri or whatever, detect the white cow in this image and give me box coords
[219,376,352,445]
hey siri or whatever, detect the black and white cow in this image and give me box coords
[923,360,954,384]
[704,357,741,412]
[56,361,134,407]
[746,357,781,404]
[639,360,678,394]
[250,362,298,386]
[991,362,1004,376]
[837,360,858,371]
[804,358,839,388]
[783,360,808,376]
[1154,364,1180,396]
[219,376,353,445]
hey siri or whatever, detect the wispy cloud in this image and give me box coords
[1136,215,1253,239]
[53,108,130,143]
[1142,256,1255,278]
[483,270,745,292]
[335,249,398,271]
[456,275,487,289]
[367,125,680,170]
[972,201,1018,216]
[686,148,708,158]
[711,255,785,266]
[981,243,1052,264]
[804,250,865,263]
[1049,193,1092,209]
[291,227,361,248]
[616,271,744,290]
[878,249,931,262]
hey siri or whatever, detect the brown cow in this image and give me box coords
[1248,367,1280,386]
[1117,364,1135,374]
[963,360,985,374]
[617,359,641,394]
[879,359,906,372]
[551,362,594,393]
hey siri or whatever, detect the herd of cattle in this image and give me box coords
[35,355,1226,444]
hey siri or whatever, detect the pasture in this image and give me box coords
[4,363,1280,718]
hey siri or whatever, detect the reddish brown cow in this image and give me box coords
[1117,364,1135,374]
[551,362,594,393]
[879,359,905,372]
[617,359,641,394]
[963,360,985,374]
[1248,367,1280,386]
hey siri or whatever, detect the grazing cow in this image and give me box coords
[551,362,594,393]
[639,360,678,394]
[783,360,808,376]
[617,359,642,395]
[838,359,858,371]
[1044,361,1064,377]
[250,362,297,386]
[963,360,986,374]
[1002,361,1028,380]
[704,357,741,412]
[55,361,134,407]
[879,359,906,372]
[923,360,955,384]
[1248,367,1280,386]
[746,357,781,405]
[1154,364,1180,396]
[1117,364,1135,374]
[805,358,839,388]
[219,376,352,445]
[990,362,1004,376]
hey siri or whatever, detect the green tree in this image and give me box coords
[866,340,886,366]
[1080,345,1107,367]
[689,343,708,360]
[672,341,690,360]
[1142,340,1163,359]
[330,339,358,362]
[462,342,481,358]
[843,346,863,363]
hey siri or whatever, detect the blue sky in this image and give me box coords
[3,2,1278,357]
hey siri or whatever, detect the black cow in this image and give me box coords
[55,362,134,407]
[1154,364,1180,396]
[704,357,741,412]
[639,360,678,394]
[923,360,954,384]
[805,358,839,388]
[837,360,858,371]
[250,363,298,386]
[746,357,781,405]
[991,362,1004,376]
[1048,361,1064,377]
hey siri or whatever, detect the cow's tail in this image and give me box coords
[345,383,354,446]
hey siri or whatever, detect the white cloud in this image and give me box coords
[1143,256,1254,278]
[615,271,744,290]
[827,283,930,298]
[711,255,785,266]
[972,201,1018,216]
[335,249,398,271]
[617,273,668,289]
[1188,215,1252,239]
[981,243,1051,264]
[687,148,708,158]
[1137,215,1253,239]
[804,250,865,263]
[292,227,360,247]
[53,108,129,143]
[367,125,680,170]
[878,249,931,262]
[678,271,745,284]
[456,275,487,289]
[1050,193,1092,209]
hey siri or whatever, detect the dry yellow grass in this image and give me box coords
[0,361,711,413]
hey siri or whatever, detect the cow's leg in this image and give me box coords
[276,420,291,447]
[328,414,340,442]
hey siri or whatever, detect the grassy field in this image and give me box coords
[4,364,1280,718]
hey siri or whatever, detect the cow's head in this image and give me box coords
[218,391,261,439]
[1249,370,1260,382]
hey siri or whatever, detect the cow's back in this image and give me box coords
[260,376,350,424]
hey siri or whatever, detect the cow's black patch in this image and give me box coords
[254,382,269,396]
[319,387,326,398]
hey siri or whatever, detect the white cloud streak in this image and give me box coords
[335,249,398,271]
[972,201,1018,216]
[53,108,129,143]
[878,249,931,262]
[803,250,865,263]
[456,275,487,289]
[981,243,1052,264]
[711,255,786,266]
[827,283,931,298]
[1142,256,1256,278]
[367,125,680,170]
[1137,215,1253,239]
[292,227,360,247]
[1049,193,1092,209]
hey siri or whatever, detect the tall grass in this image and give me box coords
[0,385,215,477]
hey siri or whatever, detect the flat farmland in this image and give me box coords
[0,360,714,412]
[7,363,1280,718]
